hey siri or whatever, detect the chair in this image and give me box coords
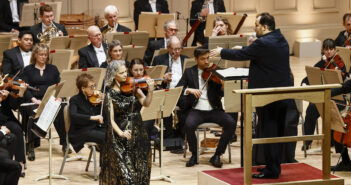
[184,122,232,163]
[59,105,98,181]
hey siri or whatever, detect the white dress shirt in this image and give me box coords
[149,0,157,12]
[193,68,213,111]
[208,1,215,14]
[20,48,32,67]
[169,54,182,88]
[108,22,119,31]
[93,44,106,66]
[9,0,20,23]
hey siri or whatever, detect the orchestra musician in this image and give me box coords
[143,20,179,66]
[335,13,351,48]
[133,0,169,30]
[210,12,292,178]
[100,5,131,33]
[20,44,66,160]
[2,31,34,78]
[211,16,233,36]
[190,0,226,46]
[0,0,28,33]
[78,25,108,69]
[68,73,105,154]
[99,60,154,184]
[100,40,130,68]
[177,47,235,168]
[152,36,188,138]
[301,39,347,151]
[30,4,68,43]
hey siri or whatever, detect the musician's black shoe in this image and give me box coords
[186,155,198,167]
[331,161,351,171]
[209,154,223,168]
[28,149,35,161]
[20,172,25,178]
[252,172,279,179]
[301,142,311,151]
[256,167,265,172]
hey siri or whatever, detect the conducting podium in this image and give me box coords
[228,84,343,185]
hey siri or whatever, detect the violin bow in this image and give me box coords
[201,58,223,91]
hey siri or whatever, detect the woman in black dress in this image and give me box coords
[99,60,154,184]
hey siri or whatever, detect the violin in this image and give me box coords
[120,75,163,94]
[201,64,222,84]
[88,90,104,106]
[0,76,40,98]
[323,53,346,78]
[333,111,351,147]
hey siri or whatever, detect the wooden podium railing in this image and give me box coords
[233,84,343,185]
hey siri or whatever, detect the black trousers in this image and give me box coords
[3,121,25,163]
[185,109,235,156]
[0,157,21,185]
[256,100,292,176]
[84,128,105,147]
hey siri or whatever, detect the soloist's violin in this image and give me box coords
[121,75,163,94]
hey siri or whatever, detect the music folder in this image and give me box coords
[214,67,249,80]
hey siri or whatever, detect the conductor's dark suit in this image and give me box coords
[190,0,226,46]
[78,43,108,69]
[100,24,131,33]
[220,29,292,177]
[0,0,28,32]
[133,0,169,30]
[30,22,68,43]
[176,65,235,156]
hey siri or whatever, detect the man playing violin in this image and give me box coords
[68,73,105,154]
[176,47,235,168]
[335,13,351,48]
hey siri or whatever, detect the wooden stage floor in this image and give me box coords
[18,56,351,185]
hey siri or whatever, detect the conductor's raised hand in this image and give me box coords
[209,47,223,58]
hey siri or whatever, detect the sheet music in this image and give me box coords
[216,67,249,77]
[36,96,61,132]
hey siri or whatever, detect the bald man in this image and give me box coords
[78,26,108,68]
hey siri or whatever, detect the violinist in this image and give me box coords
[335,13,351,48]
[100,40,130,68]
[301,39,347,151]
[68,73,105,154]
[176,47,235,168]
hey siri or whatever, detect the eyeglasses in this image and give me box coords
[171,47,182,52]
[88,84,96,90]
[167,28,178,32]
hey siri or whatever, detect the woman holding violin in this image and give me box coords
[301,39,348,151]
[100,40,130,68]
[100,60,154,184]
[20,44,65,161]
[68,73,105,154]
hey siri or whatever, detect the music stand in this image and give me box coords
[20,2,62,27]
[31,82,68,184]
[141,87,183,183]
[204,13,246,37]
[49,36,70,50]
[208,35,249,50]
[138,12,175,38]
[105,32,131,46]
[49,49,74,73]
[144,65,167,79]
[123,45,146,61]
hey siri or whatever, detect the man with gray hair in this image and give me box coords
[78,25,107,68]
[100,5,131,33]
[144,19,178,65]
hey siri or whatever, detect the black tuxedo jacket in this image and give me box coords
[78,43,108,69]
[134,0,169,30]
[30,22,68,43]
[2,46,27,78]
[335,30,348,47]
[100,24,131,33]
[190,0,226,44]
[176,65,224,112]
[0,0,28,32]
[144,38,165,65]
[69,93,102,152]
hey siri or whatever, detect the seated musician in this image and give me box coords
[2,31,34,78]
[78,26,107,69]
[152,36,188,138]
[101,5,131,33]
[190,0,226,46]
[30,4,68,43]
[301,39,347,151]
[100,40,130,68]
[176,47,235,168]
[133,0,169,30]
[21,44,66,161]
[330,80,351,171]
[144,20,178,66]
[335,13,351,47]
[68,73,105,153]
[0,84,27,177]
[211,16,233,36]
[0,125,21,185]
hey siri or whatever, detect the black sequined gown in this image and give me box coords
[100,89,151,185]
